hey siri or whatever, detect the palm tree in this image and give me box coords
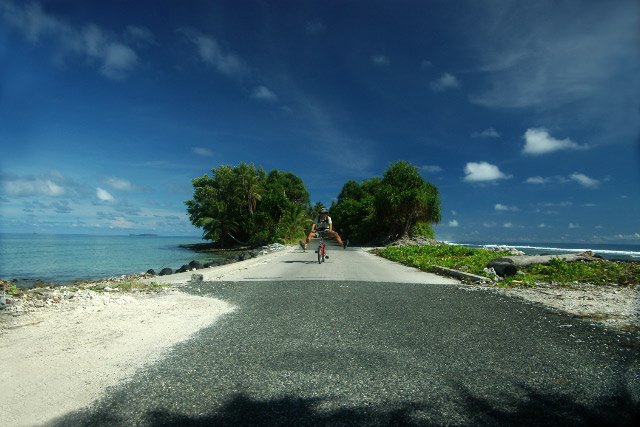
[238,163,263,215]
[278,204,312,242]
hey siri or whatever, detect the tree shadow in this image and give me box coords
[55,384,639,426]
[283,260,323,265]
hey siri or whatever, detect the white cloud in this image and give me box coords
[448,220,459,227]
[180,29,248,77]
[96,188,115,202]
[483,222,497,228]
[0,2,142,80]
[251,85,278,102]
[503,222,513,228]
[430,73,460,92]
[568,223,580,229]
[495,203,518,212]
[569,172,600,188]
[472,127,500,138]
[525,176,549,184]
[538,223,547,228]
[192,147,214,157]
[522,128,587,155]
[371,54,390,66]
[3,178,64,197]
[463,162,510,182]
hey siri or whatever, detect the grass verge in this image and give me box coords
[375,245,640,287]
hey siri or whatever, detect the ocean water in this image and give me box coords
[458,241,640,261]
[0,234,217,285]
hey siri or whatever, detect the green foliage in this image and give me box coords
[376,245,640,287]
[331,161,441,244]
[521,259,640,286]
[186,164,310,248]
[410,221,435,238]
[3,282,18,295]
[377,245,508,276]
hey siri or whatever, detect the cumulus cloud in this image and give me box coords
[568,223,580,229]
[569,172,600,188]
[522,128,588,155]
[503,222,514,228]
[180,28,248,77]
[430,73,460,92]
[251,85,278,102]
[448,220,459,227]
[0,2,143,80]
[463,162,510,182]
[96,187,115,202]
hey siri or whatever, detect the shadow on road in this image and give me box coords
[55,384,639,426]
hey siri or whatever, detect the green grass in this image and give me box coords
[375,245,640,287]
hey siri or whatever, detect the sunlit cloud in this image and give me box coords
[523,128,588,155]
[96,187,115,202]
[569,172,600,188]
[463,162,510,182]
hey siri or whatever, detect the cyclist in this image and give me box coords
[300,208,348,251]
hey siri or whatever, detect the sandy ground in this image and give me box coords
[0,289,234,427]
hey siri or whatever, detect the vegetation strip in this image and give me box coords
[376,244,640,287]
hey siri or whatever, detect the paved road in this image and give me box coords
[58,247,639,425]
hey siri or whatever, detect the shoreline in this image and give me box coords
[2,243,288,289]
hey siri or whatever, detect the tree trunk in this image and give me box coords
[487,251,598,277]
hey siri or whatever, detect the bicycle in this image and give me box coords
[314,229,330,264]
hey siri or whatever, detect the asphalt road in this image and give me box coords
[57,247,639,426]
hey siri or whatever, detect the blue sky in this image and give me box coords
[1,0,638,243]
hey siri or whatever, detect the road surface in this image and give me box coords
[56,246,639,425]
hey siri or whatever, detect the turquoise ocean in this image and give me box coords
[0,234,216,285]
[1,234,639,286]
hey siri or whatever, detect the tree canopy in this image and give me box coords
[186,160,440,248]
[331,161,440,244]
[185,163,310,248]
